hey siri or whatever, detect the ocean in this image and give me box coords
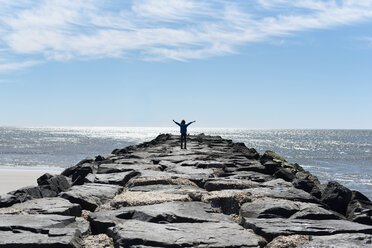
[0,127,371,199]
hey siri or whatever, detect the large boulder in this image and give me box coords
[60,183,122,211]
[96,163,157,174]
[321,181,352,215]
[351,190,372,203]
[240,198,341,220]
[204,179,259,191]
[240,199,299,218]
[233,161,270,174]
[299,233,372,248]
[225,171,274,183]
[36,173,72,197]
[0,193,21,208]
[242,218,372,241]
[273,167,296,182]
[231,143,260,160]
[89,201,233,234]
[201,190,252,214]
[165,165,215,186]
[293,171,322,198]
[0,197,81,216]
[266,234,372,248]
[347,199,372,225]
[10,185,43,199]
[260,150,304,172]
[0,214,86,247]
[62,162,98,186]
[37,173,71,190]
[62,159,94,177]
[84,170,139,186]
[246,179,320,203]
[110,220,266,247]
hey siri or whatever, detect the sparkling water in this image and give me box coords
[0,127,371,199]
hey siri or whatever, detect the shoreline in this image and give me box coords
[0,166,63,194]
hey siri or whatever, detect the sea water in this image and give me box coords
[0,127,371,199]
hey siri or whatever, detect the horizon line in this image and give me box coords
[0,125,371,131]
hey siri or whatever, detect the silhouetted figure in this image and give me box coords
[173,119,196,149]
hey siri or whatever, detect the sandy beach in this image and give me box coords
[0,167,63,194]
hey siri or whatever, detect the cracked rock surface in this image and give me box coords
[1,133,372,247]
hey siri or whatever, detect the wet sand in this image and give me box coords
[0,167,63,194]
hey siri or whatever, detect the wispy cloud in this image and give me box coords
[0,60,41,72]
[131,0,210,21]
[1,0,372,71]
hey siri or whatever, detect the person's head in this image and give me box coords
[181,120,186,124]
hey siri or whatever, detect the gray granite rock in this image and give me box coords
[1,175,72,209]
[240,198,342,220]
[293,171,322,198]
[1,197,81,216]
[128,169,184,180]
[321,181,352,215]
[246,185,318,203]
[0,214,84,247]
[62,162,97,185]
[346,199,372,225]
[84,170,139,186]
[273,167,296,182]
[299,233,372,248]
[204,179,259,191]
[231,142,260,160]
[201,190,252,214]
[165,165,214,185]
[0,230,82,248]
[233,161,270,174]
[245,179,320,203]
[240,199,300,218]
[89,201,232,234]
[37,173,71,192]
[0,193,20,208]
[225,171,273,183]
[97,163,157,174]
[127,184,205,195]
[10,185,43,199]
[290,205,344,220]
[60,183,122,211]
[242,218,372,241]
[110,220,266,247]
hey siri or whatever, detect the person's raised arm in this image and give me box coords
[186,120,196,126]
[173,120,181,126]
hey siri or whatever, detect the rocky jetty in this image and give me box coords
[1,133,372,247]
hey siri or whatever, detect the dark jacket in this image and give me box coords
[174,121,194,134]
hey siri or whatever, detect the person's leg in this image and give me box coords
[184,133,187,149]
[181,134,186,149]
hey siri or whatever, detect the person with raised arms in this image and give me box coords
[173,119,196,149]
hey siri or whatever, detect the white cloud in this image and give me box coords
[131,0,209,21]
[1,0,372,72]
[0,60,41,72]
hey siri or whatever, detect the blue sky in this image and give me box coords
[0,0,371,128]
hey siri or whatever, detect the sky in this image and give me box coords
[0,0,371,128]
